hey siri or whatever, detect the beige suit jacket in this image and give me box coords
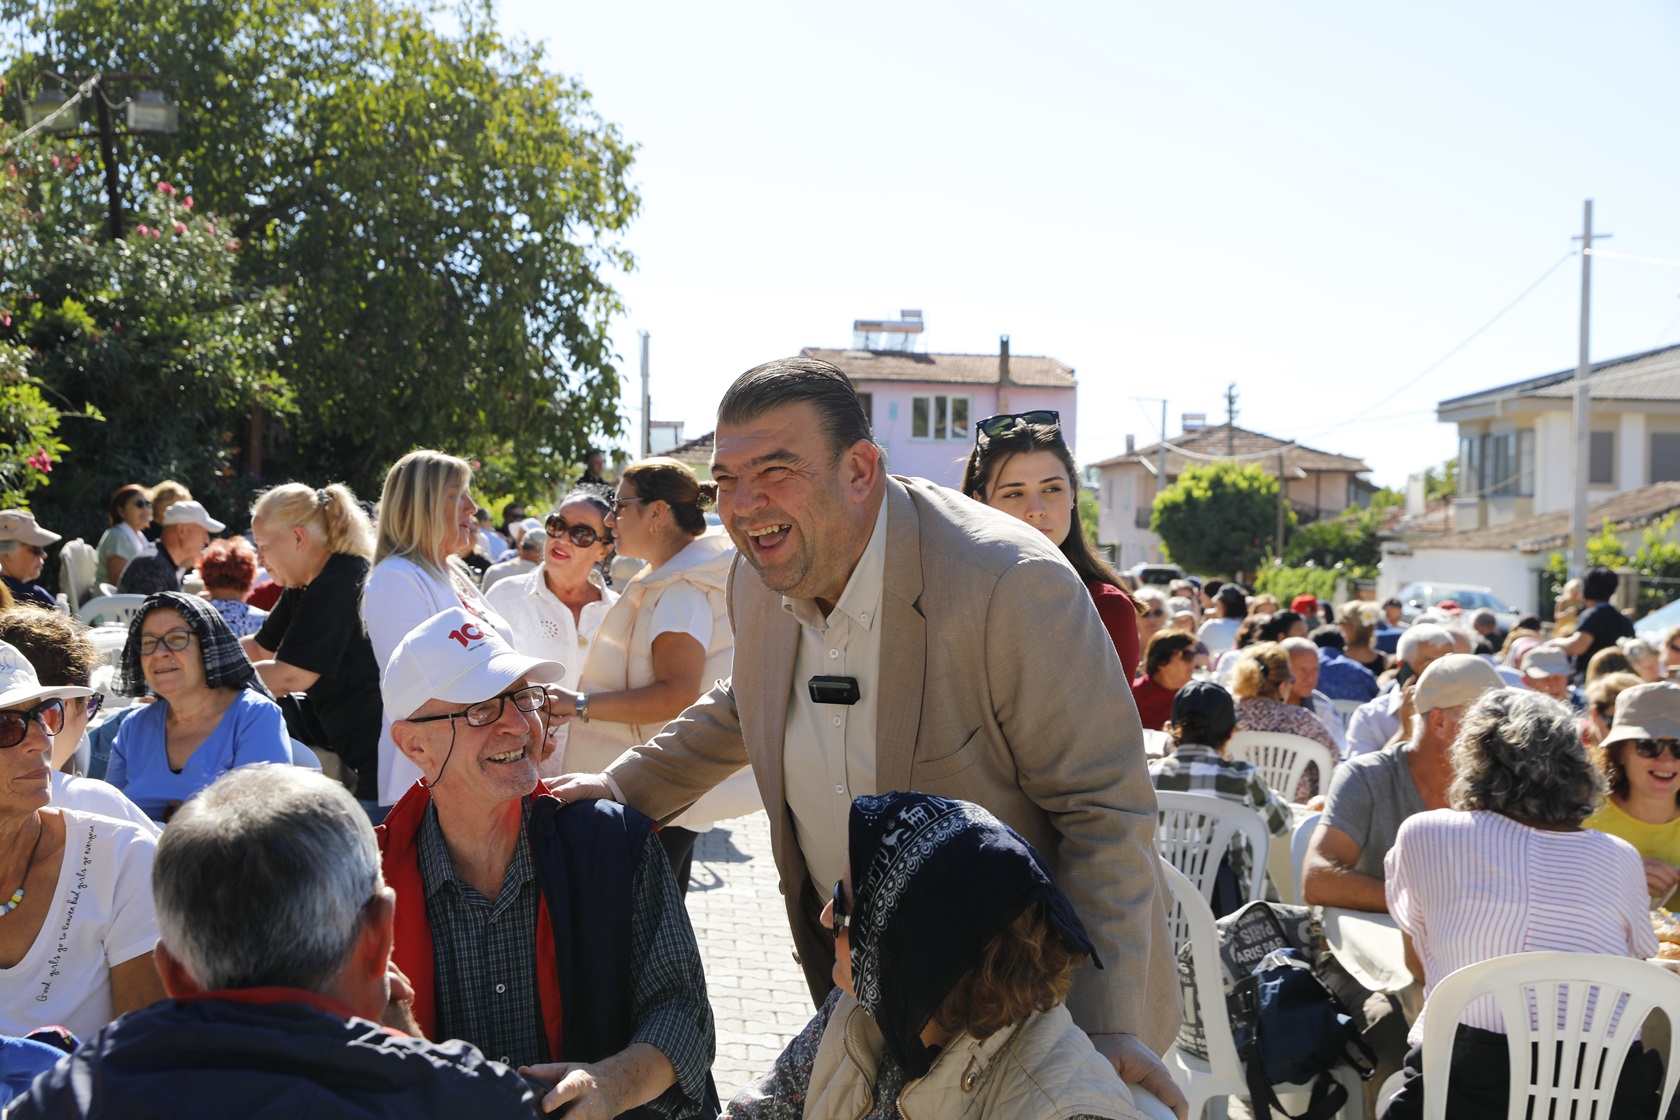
[606,475,1179,1050]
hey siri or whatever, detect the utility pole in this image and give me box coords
[638,330,651,459]
[1225,383,1238,458]
[1276,450,1287,554]
[1570,202,1611,578]
[1158,400,1169,496]
[89,78,126,241]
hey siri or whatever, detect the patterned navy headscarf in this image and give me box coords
[845,792,1100,1080]
[114,591,271,699]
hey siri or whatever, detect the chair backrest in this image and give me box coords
[1289,811,1323,905]
[77,593,147,629]
[1330,698,1363,730]
[1142,729,1173,758]
[1154,790,1271,914]
[1227,730,1335,803]
[1159,859,1245,1081]
[1420,951,1680,1120]
[57,538,98,609]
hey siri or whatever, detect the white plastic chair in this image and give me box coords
[57,538,98,609]
[1419,951,1680,1120]
[1160,859,1365,1120]
[1154,791,1271,931]
[1330,698,1363,731]
[1228,730,1335,803]
[1290,811,1323,905]
[77,593,147,629]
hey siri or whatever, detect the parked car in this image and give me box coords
[1394,581,1521,633]
[1128,562,1185,590]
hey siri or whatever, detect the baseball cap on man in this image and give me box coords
[162,500,226,533]
[1603,681,1680,749]
[382,608,563,721]
[0,510,59,548]
[1520,644,1571,680]
[1412,654,1503,714]
[0,640,91,711]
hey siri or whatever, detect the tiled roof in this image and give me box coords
[1089,423,1370,476]
[801,347,1076,388]
[1439,342,1680,412]
[1417,481,1680,552]
[664,430,714,468]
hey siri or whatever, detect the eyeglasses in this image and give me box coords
[81,692,103,719]
[830,878,851,937]
[610,497,646,515]
[405,685,547,728]
[130,498,152,508]
[975,410,1061,443]
[138,628,195,656]
[1631,738,1680,761]
[1668,644,1680,654]
[0,699,64,748]
[545,515,613,548]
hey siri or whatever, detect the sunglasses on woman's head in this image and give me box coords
[545,515,612,549]
[1631,738,1680,761]
[975,410,1061,444]
[0,699,64,748]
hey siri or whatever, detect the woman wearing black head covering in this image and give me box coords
[725,791,1149,1120]
[106,591,293,822]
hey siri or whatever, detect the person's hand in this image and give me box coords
[1393,682,1417,735]
[546,773,615,804]
[380,960,422,1036]
[1642,857,1680,903]
[544,684,581,721]
[1089,1033,1187,1120]
[519,1062,616,1119]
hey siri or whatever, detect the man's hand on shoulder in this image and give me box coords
[1089,1033,1188,1120]
[545,773,616,804]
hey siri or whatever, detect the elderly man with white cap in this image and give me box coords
[0,509,60,609]
[118,500,224,596]
[1519,642,1581,708]
[376,607,716,1120]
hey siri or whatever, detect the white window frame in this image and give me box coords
[909,393,972,442]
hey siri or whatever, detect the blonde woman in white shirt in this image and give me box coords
[485,493,618,779]
[550,457,754,889]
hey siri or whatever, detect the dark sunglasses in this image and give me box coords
[405,685,547,728]
[831,878,851,936]
[0,699,64,748]
[545,515,612,549]
[85,692,103,719]
[1631,738,1680,761]
[12,544,45,557]
[975,410,1061,443]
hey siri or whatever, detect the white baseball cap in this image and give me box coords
[0,640,92,711]
[0,509,59,547]
[381,608,562,721]
[1521,643,1572,680]
[162,500,226,533]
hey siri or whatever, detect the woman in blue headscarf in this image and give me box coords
[725,791,1149,1120]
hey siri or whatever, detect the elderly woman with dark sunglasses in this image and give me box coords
[556,456,748,889]
[485,492,619,777]
[107,592,293,823]
[0,639,166,1043]
[1585,680,1680,909]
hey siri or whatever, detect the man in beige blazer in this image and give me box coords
[558,357,1181,1111]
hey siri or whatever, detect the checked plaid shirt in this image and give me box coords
[417,802,714,1116]
[1148,742,1292,889]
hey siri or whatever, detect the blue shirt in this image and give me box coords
[1373,625,1404,655]
[1316,647,1380,702]
[106,689,293,821]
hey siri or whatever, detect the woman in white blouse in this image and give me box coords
[94,484,152,587]
[361,450,511,807]
[485,493,618,778]
[1380,688,1661,1120]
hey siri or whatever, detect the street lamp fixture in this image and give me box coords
[124,89,179,134]
[22,90,78,132]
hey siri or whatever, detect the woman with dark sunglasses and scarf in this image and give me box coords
[553,457,754,889]
[1585,680,1680,909]
[961,413,1139,681]
[485,491,619,778]
[726,791,1153,1120]
[107,593,293,823]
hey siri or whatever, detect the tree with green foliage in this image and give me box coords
[0,147,286,542]
[1424,458,1457,503]
[1151,460,1294,577]
[1282,502,1389,571]
[3,0,638,499]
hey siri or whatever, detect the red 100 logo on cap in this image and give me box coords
[447,624,485,647]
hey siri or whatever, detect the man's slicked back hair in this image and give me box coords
[717,357,875,461]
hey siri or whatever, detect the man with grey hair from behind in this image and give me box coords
[1342,623,1456,758]
[10,765,543,1119]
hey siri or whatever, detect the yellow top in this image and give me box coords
[1584,796,1680,908]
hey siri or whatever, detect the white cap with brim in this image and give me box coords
[1413,654,1504,714]
[162,500,226,533]
[382,608,563,722]
[1603,681,1680,748]
[1520,644,1572,680]
[0,509,60,548]
[0,641,92,711]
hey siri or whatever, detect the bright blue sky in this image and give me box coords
[495,0,1680,487]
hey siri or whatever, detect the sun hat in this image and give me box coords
[1412,654,1503,714]
[0,640,91,711]
[382,608,562,721]
[0,510,59,548]
[1602,681,1680,748]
